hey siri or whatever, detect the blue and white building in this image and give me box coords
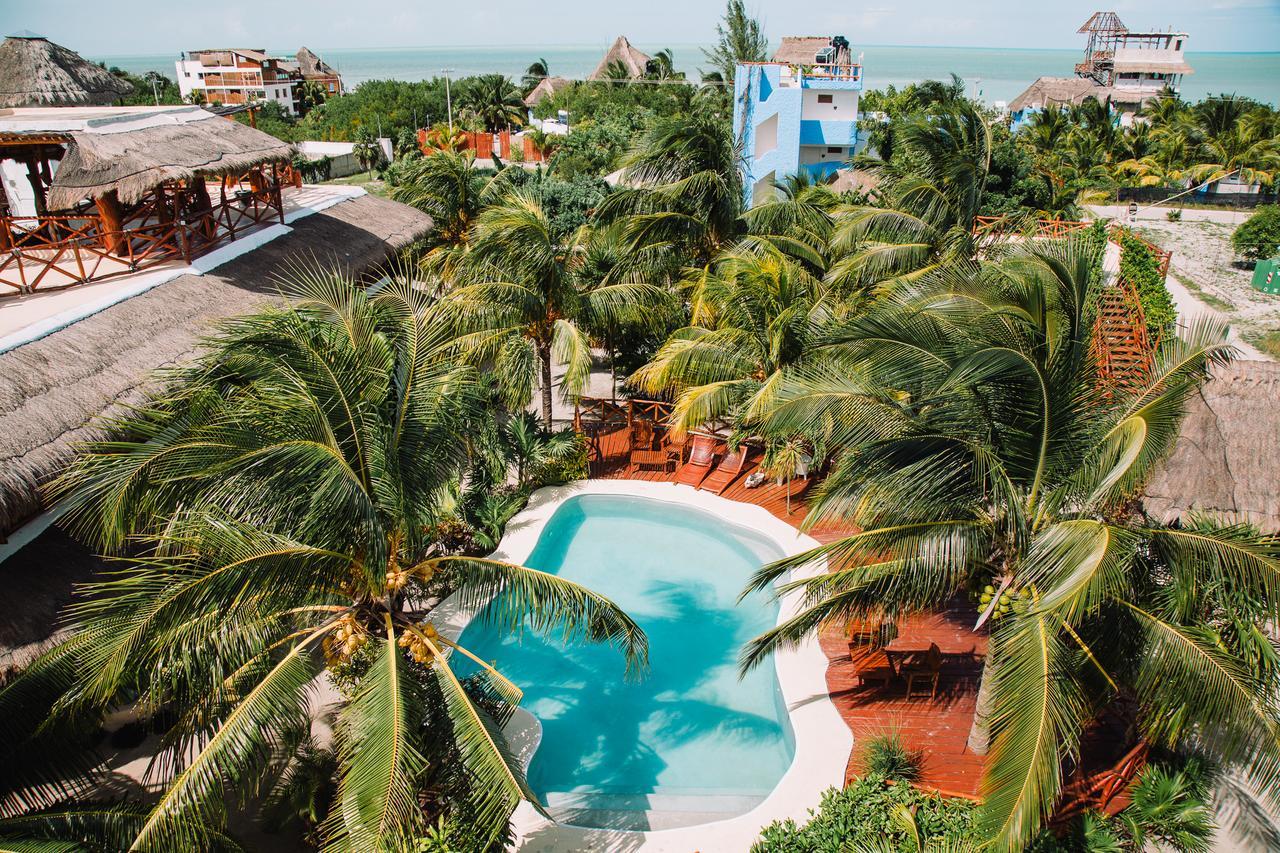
[733,36,863,208]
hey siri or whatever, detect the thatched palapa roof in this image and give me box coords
[0,32,133,108]
[772,36,852,66]
[523,76,572,108]
[1144,360,1280,532]
[1008,76,1109,113]
[0,194,434,541]
[45,106,294,209]
[589,36,650,80]
[296,46,337,79]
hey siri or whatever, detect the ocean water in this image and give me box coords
[95,43,1280,106]
[452,494,794,825]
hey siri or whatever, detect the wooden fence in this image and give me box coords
[0,181,283,296]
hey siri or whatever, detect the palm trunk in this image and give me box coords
[966,654,994,754]
[539,344,554,429]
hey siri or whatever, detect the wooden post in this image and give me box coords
[95,190,125,255]
[190,179,214,241]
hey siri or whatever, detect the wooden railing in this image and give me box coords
[972,216,1093,239]
[0,181,283,296]
[972,217,1174,280]
[572,397,674,432]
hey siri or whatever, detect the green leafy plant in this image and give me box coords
[1165,208,1183,222]
[1118,231,1177,339]
[752,775,977,852]
[1231,205,1280,263]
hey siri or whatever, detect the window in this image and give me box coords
[817,94,833,104]
[827,146,843,154]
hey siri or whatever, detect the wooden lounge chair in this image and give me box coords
[674,435,719,487]
[699,445,752,494]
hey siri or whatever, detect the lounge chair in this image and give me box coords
[699,445,752,494]
[674,435,719,487]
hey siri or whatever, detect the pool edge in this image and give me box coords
[436,479,852,853]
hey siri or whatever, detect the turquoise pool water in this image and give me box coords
[454,494,795,825]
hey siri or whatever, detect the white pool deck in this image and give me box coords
[434,479,852,853]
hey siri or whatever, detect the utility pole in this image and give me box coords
[147,72,160,106]
[441,68,455,133]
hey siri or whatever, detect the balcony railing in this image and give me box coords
[0,180,283,296]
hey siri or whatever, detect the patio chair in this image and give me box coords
[674,434,719,487]
[902,643,944,699]
[699,445,752,494]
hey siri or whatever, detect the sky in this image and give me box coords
[2,0,1278,55]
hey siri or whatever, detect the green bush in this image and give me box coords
[752,775,977,852]
[1231,205,1280,263]
[1118,232,1177,340]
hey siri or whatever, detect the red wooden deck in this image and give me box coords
[585,425,988,798]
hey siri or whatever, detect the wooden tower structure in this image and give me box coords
[1076,11,1129,86]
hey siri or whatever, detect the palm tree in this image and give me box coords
[738,238,1280,851]
[521,57,550,94]
[702,0,767,84]
[459,74,525,132]
[444,192,671,426]
[0,272,647,850]
[389,151,515,279]
[632,248,833,434]
[1021,105,1070,156]
[1189,125,1279,189]
[834,102,992,287]
[599,112,743,264]
[644,49,684,81]
[499,411,581,489]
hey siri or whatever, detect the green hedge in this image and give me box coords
[752,775,977,852]
[1118,232,1176,340]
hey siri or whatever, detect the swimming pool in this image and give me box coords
[439,479,850,851]
[454,494,795,829]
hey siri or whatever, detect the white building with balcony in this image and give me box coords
[175,49,299,115]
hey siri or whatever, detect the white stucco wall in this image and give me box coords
[801,89,859,121]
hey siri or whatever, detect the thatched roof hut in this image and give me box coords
[0,32,133,108]
[296,46,337,80]
[1008,76,1109,114]
[1144,360,1280,532]
[0,193,433,541]
[524,76,572,108]
[41,105,293,209]
[588,36,650,81]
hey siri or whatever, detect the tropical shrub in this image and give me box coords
[752,775,977,852]
[1231,205,1280,263]
[861,732,923,782]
